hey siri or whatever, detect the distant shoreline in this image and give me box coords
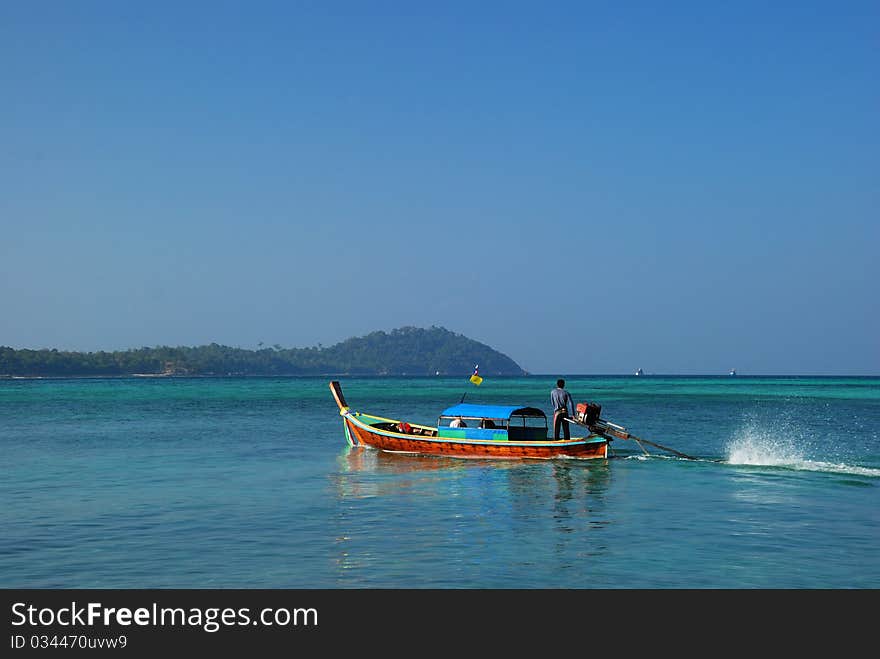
[0,327,527,379]
[2,373,877,380]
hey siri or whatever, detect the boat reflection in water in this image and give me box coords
[336,445,518,498]
[340,444,469,474]
[332,446,615,579]
[335,444,612,507]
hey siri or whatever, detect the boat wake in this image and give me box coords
[724,421,880,477]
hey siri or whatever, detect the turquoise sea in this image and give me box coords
[1,375,878,588]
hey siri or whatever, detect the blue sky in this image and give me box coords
[2,1,877,374]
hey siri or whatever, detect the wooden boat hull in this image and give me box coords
[344,414,608,459]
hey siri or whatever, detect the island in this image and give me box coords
[0,326,527,378]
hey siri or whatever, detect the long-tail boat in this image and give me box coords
[329,380,610,460]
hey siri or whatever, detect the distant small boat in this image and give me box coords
[729,369,737,376]
[635,368,644,376]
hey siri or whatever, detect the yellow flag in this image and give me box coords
[470,365,483,386]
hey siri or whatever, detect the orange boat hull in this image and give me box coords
[342,413,608,460]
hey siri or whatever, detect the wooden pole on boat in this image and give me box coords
[329,380,349,413]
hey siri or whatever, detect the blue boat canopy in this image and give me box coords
[439,403,546,420]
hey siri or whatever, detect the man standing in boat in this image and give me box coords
[550,379,574,440]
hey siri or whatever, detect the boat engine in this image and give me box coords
[575,402,602,426]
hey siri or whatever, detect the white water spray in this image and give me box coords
[725,417,880,477]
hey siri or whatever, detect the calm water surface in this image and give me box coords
[1,376,878,588]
